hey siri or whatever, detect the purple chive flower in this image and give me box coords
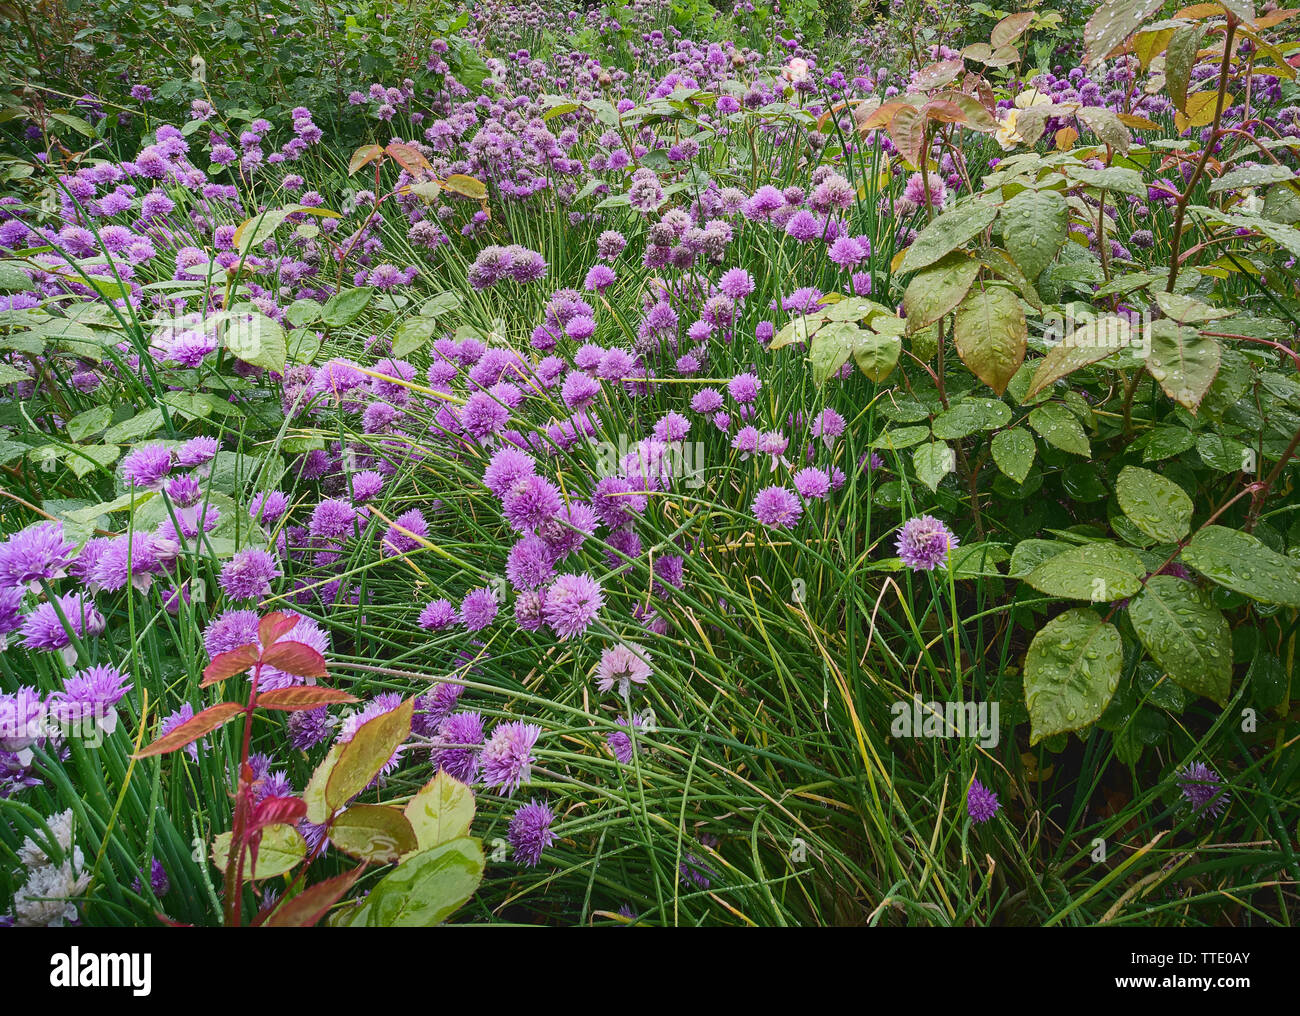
[50,664,132,735]
[718,267,755,300]
[584,264,616,291]
[381,509,429,556]
[460,587,499,631]
[728,372,761,403]
[896,515,958,571]
[483,447,536,497]
[121,443,172,489]
[412,682,463,737]
[607,715,644,764]
[218,549,281,600]
[967,778,999,823]
[752,486,803,529]
[434,711,485,784]
[288,706,334,751]
[481,720,541,795]
[250,490,289,525]
[418,598,457,631]
[21,592,105,656]
[1176,762,1229,819]
[506,534,555,590]
[508,799,557,866]
[594,643,653,696]
[0,522,77,592]
[175,436,219,467]
[502,474,563,533]
[543,573,603,640]
[793,467,831,500]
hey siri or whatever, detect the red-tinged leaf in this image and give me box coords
[259,611,300,648]
[912,59,964,91]
[921,99,968,125]
[250,795,308,834]
[260,865,365,927]
[256,687,359,711]
[991,10,1035,49]
[134,702,244,758]
[201,644,259,686]
[260,640,328,679]
[348,144,384,176]
[385,141,433,174]
[888,105,927,168]
[859,100,910,130]
[325,698,414,811]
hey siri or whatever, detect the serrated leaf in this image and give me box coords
[1116,466,1193,542]
[1028,402,1091,455]
[321,287,373,328]
[211,823,305,881]
[899,198,999,273]
[913,441,954,492]
[325,698,413,812]
[1146,319,1220,410]
[346,837,484,926]
[1128,576,1231,705]
[1182,525,1300,607]
[1025,541,1146,601]
[1024,609,1123,745]
[1001,188,1068,280]
[903,252,979,332]
[992,427,1036,483]
[931,397,1011,439]
[952,283,1027,395]
[404,772,476,853]
[331,804,419,863]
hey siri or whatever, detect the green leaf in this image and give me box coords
[285,299,322,327]
[1083,0,1166,65]
[913,442,954,492]
[1207,163,1297,194]
[808,322,856,385]
[899,198,999,274]
[1128,576,1232,705]
[346,837,485,927]
[1027,316,1135,398]
[1024,541,1145,601]
[103,408,164,445]
[952,283,1027,395]
[1028,402,1090,456]
[325,698,414,812]
[1182,525,1300,607]
[330,804,419,863]
[851,329,902,383]
[931,398,1011,439]
[902,252,979,332]
[1146,320,1220,411]
[66,404,112,442]
[1024,609,1123,744]
[1066,165,1148,198]
[392,316,437,358]
[1153,291,1236,323]
[1000,188,1068,280]
[211,823,305,881]
[1166,24,1203,113]
[1115,466,1192,543]
[223,311,287,373]
[872,425,931,450]
[991,427,1036,483]
[0,262,33,291]
[67,443,119,479]
[321,287,374,328]
[404,772,476,852]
